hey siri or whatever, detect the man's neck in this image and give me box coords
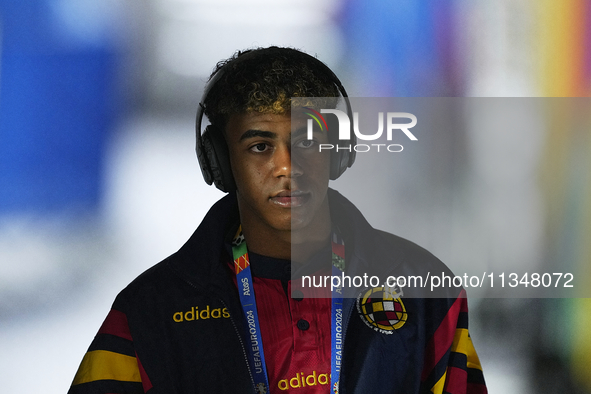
[238,203,331,262]
[241,226,292,260]
[240,224,331,262]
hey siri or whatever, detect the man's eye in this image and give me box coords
[250,143,269,152]
[295,139,315,149]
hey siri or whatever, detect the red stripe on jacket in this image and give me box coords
[421,290,467,381]
[97,309,133,341]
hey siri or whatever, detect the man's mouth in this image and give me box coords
[270,190,310,207]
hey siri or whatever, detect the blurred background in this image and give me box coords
[1,0,590,392]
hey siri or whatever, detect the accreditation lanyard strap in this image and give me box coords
[232,226,345,394]
[232,228,270,392]
[330,230,345,394]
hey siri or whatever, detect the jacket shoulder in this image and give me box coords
[375,229,448,269]
[110,255,180,309]
[375,229,460,298]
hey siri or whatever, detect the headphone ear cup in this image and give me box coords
[326,115,354,180]
[197,126,215,186]
[327,115,340,180]
[201,125,236,192]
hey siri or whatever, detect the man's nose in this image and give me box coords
[273,144,302,178]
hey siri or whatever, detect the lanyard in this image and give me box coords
[232,226,345,394]
[330,230,345,394]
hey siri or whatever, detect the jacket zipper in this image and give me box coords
[217,297,257,391]
[174,267,256,392]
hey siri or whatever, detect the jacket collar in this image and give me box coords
[167,192,239,295]
[167,188,407,295]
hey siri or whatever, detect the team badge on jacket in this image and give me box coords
[357,286,407,334]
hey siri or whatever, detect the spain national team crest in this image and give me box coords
[356,286,407,334]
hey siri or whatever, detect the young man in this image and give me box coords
[69,47,486,394]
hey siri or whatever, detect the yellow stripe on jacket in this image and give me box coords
[72,350,142,385]
[451,328,483,371]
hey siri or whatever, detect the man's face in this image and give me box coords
[225,111,331,235]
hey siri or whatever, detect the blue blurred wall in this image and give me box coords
[0,1,122,213]
[341,0,461,96]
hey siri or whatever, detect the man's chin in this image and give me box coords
[290,212,315,230]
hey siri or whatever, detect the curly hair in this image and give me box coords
[202,46,341,130]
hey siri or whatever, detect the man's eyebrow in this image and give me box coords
[239,129,277,141]
[291,127,309,138]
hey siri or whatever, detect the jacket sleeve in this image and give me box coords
[68,308,152,394]
[421,291,487,394]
